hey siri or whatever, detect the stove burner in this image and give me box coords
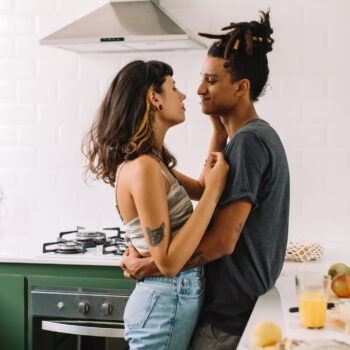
[59,227,107,248]
[43,240,86,254]
[76,231,106,241]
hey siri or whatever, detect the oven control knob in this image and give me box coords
[57,301,64,310]
[78,301,89,314]
[101,302,113,315]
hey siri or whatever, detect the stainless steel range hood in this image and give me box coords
[40,0,205,53]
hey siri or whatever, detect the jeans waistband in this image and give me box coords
[143,266,204,285]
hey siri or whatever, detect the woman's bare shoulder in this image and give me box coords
[124,155,161,181]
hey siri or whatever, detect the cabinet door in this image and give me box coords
[0,274,25,350]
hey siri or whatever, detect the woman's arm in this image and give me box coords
[171,169,204,201]
[173,116,228,201]
[129,154,228,278]
[121,199,252,279]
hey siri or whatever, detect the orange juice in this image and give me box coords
[298,292,327,328]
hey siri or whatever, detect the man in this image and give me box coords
[121,10,289,349]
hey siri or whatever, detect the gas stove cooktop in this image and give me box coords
[42,226,127,258]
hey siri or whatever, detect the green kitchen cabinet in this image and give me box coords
[0,274,26,350]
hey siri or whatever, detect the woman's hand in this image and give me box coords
[204,152,229,202]
[120,245,143,281]
[121,244,161,280]
[209,115,228,143]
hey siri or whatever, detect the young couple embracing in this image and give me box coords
[84,10,289,350]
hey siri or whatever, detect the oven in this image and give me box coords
[31,286,132,350]
[30,226,132,350]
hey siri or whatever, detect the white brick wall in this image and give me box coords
[0,82,16,102]
[0,0,349,245]
[18,81,57,101]
[0,60,35,79]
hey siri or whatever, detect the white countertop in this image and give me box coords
[0,236,122,266]
[0,237,347,269]
[237,244,350,349]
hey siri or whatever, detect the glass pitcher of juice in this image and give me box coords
[295,274,330,328]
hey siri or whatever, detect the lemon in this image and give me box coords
[253,322,282,347]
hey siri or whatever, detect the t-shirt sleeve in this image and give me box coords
[219,132,269,208]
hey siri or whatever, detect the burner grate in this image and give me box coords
[43,226,127,255]
[103,230,127,256]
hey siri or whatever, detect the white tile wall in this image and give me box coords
[0,0,349,245]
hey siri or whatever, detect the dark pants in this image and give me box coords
[188,320,241,350]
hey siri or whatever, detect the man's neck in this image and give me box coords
[220,103,259,139]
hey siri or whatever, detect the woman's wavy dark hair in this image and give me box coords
[199,10,274,102]
[82,60,177,186]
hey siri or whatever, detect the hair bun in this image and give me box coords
[199,10,273,57]
[256,10,274,54]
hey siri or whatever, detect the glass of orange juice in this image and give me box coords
[295,274,330,328]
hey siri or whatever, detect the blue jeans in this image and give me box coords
[124,266,205,350]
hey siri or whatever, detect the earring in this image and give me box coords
[159,105,163,110]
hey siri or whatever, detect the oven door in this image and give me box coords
[42,320,125,338]
[31,286,131,350]
[32,317,128,350]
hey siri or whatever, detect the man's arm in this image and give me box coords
[121,199,252,278]
[183,199,252,269]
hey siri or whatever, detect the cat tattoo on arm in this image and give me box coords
[146,222,165,247]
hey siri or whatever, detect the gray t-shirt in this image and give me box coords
[202,118,290,335]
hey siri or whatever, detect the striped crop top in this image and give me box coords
[115,161,193,254]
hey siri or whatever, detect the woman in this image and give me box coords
[83,60,228,349]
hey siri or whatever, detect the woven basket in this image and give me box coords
[285,240,324,262]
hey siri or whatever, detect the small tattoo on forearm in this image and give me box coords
[235,222,243,235]
[183,250,208,270]
[146,222,165,247]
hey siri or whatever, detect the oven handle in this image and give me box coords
[42,320,125,338]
